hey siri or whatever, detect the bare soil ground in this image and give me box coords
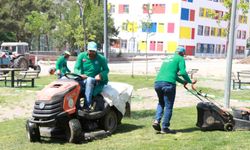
[1,57,250,122]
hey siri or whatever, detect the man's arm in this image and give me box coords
[178,59,192,84]
[98,57,109,82]
[74,53,83,75]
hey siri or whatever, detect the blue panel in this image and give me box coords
[151,23,157,32]
[181,8,189,21]
[188,0,193,2]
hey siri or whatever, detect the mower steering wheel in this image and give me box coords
[64,73,83,81]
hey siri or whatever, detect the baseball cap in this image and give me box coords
[87,41,97,51]
[64,50,71,55]
[176,46,186,53]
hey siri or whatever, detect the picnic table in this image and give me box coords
[0,68,32,87]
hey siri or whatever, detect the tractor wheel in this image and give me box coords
[14,56,29,70]
[224,123,234,131]
[66,119,82,143]
[34,65,41,73]
[100,109,118,134]
[26,120,40,142]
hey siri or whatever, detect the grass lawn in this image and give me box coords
[1,74,250,149]
[1,108,250,150]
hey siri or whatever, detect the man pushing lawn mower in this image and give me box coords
[152,46,197,134]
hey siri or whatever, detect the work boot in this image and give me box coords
[152,120,161,131]
[160,128,176,134]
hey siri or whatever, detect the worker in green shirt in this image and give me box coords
[152,46,197,134]
[74,41,109,111]
[55,50,71,78]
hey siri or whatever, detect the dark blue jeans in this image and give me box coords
[79,77,96,109]
[154,81,176,129]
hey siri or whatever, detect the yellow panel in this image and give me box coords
[172,3,179,14]
[203,8,206,17]
[127,22,133,32]
[180,27,191,39]
[215,28,218,36]
[139,41,146,52]
[167,41,177,53]
[158,23,164,33]
[127,22,138,32]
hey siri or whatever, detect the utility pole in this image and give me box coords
[224,0,237,108]
[103,0,108,60]
[76,0,87,51]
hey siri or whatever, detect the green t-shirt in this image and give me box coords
[156,53,192,84]
[74,52,109,84]
[55,55,70,75]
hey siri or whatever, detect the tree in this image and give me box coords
[0,0,53,42]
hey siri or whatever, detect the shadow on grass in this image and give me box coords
[116,123,144,134]
[175,127,200,133]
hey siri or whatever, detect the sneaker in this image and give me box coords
[152,121,161,131]
[160,128,176,134]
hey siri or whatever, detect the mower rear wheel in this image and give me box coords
[26,120,40,142]
[100,109,118,134]
[66,119,82,143]
[224,123,234,131]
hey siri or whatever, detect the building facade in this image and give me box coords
[108,0,249,58]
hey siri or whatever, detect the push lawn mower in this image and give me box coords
[26,73,133,143]
[185,85,235,131]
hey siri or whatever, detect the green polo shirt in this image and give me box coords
[55,55,70,75]
[74,52,109,96]
[156,53,192,84]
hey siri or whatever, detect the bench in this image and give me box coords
[0,71,9,86]
[16,70,40,87]
[232,70,250,89]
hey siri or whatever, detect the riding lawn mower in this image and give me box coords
[26,73,133,143]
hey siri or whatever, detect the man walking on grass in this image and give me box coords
[152,46,196,134]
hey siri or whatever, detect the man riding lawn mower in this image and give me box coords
[26,74,133,143]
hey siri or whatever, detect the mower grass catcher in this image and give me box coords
[26,73,133,143]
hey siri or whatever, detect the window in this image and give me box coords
[237,30,241,39]
[142,22,157,33]
[143,4,150,13]
[119,4,129,14]
[158,23,164,33]
[110,5,115,13]
[121,40,127,49]
[157,41,163,51]
[150,41,156,51]
[242,31,246,39]
[211,27,215,36]
[198,25,203,35]
[172,3,179,14]
[199,8,204,17]
[204,26,210,36]
[190,10,195,21]
[152,4,165,14]
[217,28,222,37]
[122,22,127,31]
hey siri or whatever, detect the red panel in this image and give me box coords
[150,41,156,51]
[185,46,195,56]
[143,4,149,13]
[191,28,195,39]
[118,5,124,13]
[157,41,163,51]
[190,9,195,21]
[167,23,175,33]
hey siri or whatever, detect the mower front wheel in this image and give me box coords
[100,109,118,134]
[66,119,82,143]
[224,123,234,131]
[26,120,40,142]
